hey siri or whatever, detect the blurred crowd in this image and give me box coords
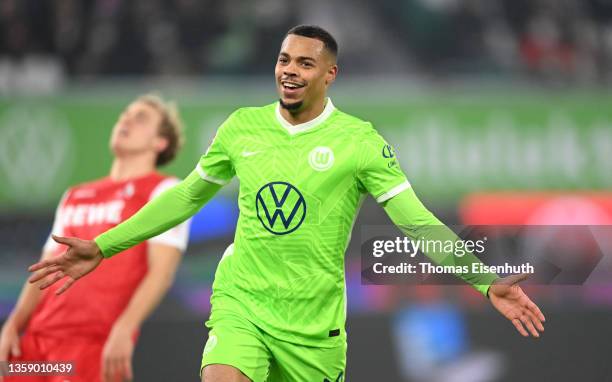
[380,0,612,84]
[2,0,612,86]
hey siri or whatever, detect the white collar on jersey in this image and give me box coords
[275,98,336,135]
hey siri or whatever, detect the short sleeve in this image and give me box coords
[147,178,191,251]
[356,125,411,203]
[43,190,69,253]
[196,112,237,185]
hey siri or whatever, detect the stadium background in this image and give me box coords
[1,0,612,381]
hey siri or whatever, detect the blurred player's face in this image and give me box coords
[275,34,337,112]
[110,101,168,160]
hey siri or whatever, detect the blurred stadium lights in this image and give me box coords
[460,193,612,225]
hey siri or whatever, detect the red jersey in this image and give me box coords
[26,172,190,340]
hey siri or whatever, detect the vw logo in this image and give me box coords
[256,182,306,235]
[308,146,334,171]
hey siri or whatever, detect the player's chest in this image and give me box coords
[231,132,356,191]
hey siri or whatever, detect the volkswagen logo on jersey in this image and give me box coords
[308,146,334,171]
[256,182,306,235]
[382,144,395,158]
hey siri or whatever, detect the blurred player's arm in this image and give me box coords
[2,190,69,364]
[0,251,51,363]
[101,243,183,382]
[102,178,191,382]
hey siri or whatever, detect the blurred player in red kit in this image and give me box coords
[0,94,190,382]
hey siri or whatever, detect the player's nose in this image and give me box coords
[283,62,299,76]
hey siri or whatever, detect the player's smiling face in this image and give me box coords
[110,101,168,159]
[275,34,337,112]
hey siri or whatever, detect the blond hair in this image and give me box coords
[136,93,185,167]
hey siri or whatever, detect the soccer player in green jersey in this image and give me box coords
[29,25,545,382]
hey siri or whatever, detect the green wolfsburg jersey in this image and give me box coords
[198,99,409,347]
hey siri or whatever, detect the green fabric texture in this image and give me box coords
[201,308,346,382]
[382,187,498,296]
[94,170,221,257]
[199,102,414,347]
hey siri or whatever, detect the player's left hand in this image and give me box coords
[488,273,546,338]
[102,323,134,382]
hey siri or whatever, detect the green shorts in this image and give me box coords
[200,312,346,382]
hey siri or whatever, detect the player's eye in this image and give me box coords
[301,62,314,68]
[278,57,288,64]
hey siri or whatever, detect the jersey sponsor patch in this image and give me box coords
[256,181,306,235]
[382,144,395,158]
[60,200,125,227]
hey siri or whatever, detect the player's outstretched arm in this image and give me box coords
[0,251,52,379]
[382,187,498,295]
[28,170,221,294]
[382,188,545,337]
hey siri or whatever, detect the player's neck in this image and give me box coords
[109,155,157,182]
[280,98,326,125]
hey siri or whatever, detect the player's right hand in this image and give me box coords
[0,320,21,382]
[27,235,104,295]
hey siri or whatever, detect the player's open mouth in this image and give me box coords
[281,81,305,90]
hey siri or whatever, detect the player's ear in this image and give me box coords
[154,136,169,154]
[325,64,338,86]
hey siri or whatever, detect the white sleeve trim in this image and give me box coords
[195,164,230,185]
[147,178,191,251]
[148,177,179,199]
[148,231,190,251]
[376,180,412,203]
[220,243,235,263]
[43,190,69,253]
